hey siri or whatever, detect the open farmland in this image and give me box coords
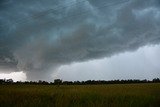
[0,83,160,107]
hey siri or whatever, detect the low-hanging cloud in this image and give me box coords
[0,0,160,80]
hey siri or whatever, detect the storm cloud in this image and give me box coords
[0,0,160,80]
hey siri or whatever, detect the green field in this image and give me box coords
[0,83,160,107]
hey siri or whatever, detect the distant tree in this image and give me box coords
[74,81,81,85]
[16,81,23,84]
[41,81,49,85]
[153,78,160,83]
[38,80,42,84]
[86,80,92,84]
[54,79,62,85]
[6,79,13,83]
[62,81,73,85]
[0,79,5,84]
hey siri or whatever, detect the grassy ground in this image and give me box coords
[0,83,160,107]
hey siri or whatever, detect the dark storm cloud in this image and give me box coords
[0,0,160,80]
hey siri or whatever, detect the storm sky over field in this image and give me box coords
[0,0,160,81]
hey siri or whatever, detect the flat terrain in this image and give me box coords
[0,83,160,107]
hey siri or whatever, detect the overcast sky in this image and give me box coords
[0,0,160,81]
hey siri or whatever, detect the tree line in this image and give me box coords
[0,78,160,85]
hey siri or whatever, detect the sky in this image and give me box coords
[0,0,160,81]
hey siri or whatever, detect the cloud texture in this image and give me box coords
[0,0,160,80]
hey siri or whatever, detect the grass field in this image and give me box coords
[0,83,160,107]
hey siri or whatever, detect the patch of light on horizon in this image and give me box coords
[0,71,27,82]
